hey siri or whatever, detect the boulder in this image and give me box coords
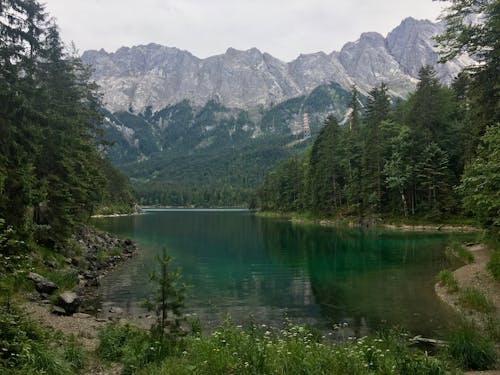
[27,272,59,295]
[109,306,124,314]
[56,291,81,315]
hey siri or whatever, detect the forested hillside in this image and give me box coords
[0,0,133,246]
[101,83,353,206]
[258,0,499,232]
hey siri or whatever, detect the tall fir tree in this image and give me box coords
[361,83,390,213]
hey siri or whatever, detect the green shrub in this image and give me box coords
[487,249,500,281]
[446,320,497,370]
[458,288,495,313]
[436,270,459,293]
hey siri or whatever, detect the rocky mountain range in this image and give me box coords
[82,17,474,113]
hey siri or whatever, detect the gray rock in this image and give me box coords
[44,260,58,269]
[73,312,92,319]
[51,306,67,315]
[56,291,81,315]
[26,292,40,302]
[27,272,59,295]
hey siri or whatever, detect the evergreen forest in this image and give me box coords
[0,0,134,247]
[257,0,499,233]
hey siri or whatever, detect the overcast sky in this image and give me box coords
[42,0,448,61]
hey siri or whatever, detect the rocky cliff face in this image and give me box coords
[82,17,474,112]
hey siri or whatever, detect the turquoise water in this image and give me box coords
[93,209,466,338]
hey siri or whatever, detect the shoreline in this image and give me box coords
[91,212,143,218]
[257,211,482,233]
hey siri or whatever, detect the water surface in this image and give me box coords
[93,209,466,338]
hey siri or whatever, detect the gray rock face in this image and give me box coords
[27,272,59,295]
[385,17,475,85]
[339,32,414,96]
[82,18,475,112]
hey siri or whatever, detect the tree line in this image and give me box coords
[257,0,499,232]
[0,0,134,247]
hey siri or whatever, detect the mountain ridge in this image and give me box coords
[82,17,475,113]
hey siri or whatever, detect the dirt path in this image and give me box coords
[435,244,500,319]
[436,244,500,374]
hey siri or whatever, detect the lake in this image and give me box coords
[93,209,466,338]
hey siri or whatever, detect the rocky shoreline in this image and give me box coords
[27,226,138,316]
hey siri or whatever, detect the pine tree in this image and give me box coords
[309,116,344,214]
[144,247,186,339]
[415,143,453,216]
[343,86,363,216]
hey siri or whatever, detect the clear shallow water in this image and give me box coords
[93,209,467,338]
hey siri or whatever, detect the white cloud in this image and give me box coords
[42,0,448,61]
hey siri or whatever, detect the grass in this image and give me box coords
[0,304,84,374]
[97,320,458,375]
[445,241,474,265]
[44,269,80,291]
[487,248,500,281]
[97,324,178,375]
[445,320,497,370]
[436,270,459,293]
[96,247,123,263]
[458,287,496,313]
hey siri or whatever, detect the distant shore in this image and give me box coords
[256,211,482,233]
[91,212,144,218]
